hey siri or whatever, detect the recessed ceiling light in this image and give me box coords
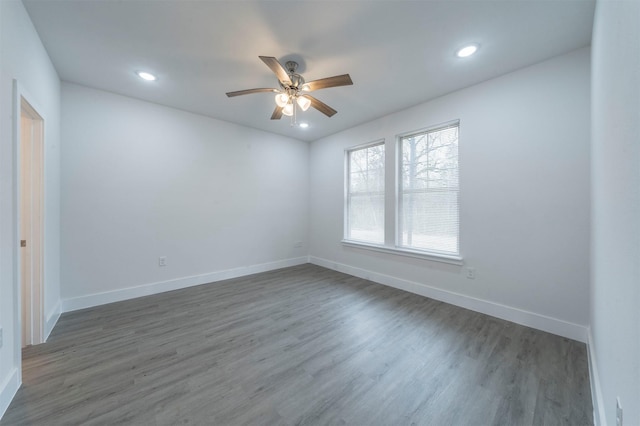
[298,122,309,129]
[456,44,478,58]
[136,71,157,81]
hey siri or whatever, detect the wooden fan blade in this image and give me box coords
[259,56,292,86]
[271,105,283,120]
[303,74,353,92]
[301,95,337,117]
[226,88,278,97]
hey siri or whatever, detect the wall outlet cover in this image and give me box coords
[466,267,476,279]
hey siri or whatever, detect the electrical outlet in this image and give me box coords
[294,241,303,248]
[159,256,167,267]
[616,397,623,426]
[466,267,476,279]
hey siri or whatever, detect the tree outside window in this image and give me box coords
[399,124,459,254]
[346,143,385,244]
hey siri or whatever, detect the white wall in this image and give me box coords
[61,83,309,308]
[590,0,640,425]
[309,48,591,341]
[0,0,61,417]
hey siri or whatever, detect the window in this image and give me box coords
[399,123,459,255]
[343,120,461,263]
[345,142,385,244]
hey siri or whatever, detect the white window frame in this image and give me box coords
[342,120,463,266]
[397,120,461,257]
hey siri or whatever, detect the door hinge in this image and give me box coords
[20,240,27,248]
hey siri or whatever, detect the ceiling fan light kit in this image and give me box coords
[275,93,289,107]
[282,103,294,117]
[226,56,353,127]
[297,96,311,111]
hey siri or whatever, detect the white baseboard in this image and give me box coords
[587,327,606,426]
[44,300,61,341]
[62,257,309,313]
[309,256,588,343]
[61,255,588,341]
[0,368,20,421]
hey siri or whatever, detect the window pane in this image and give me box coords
[399,124,459,254]
[348,193,385,243]
[346,143,385,244]
[400,189,459,253]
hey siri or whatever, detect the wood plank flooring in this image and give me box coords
[1,264,592,425]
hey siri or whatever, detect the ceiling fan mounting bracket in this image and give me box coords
[285,61,299,74]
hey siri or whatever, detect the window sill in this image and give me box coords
[341,240,464,266]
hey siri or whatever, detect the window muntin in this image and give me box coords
[398,123,459,255]
[346,142,385,244]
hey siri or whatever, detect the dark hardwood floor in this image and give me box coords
[1,264,592,425]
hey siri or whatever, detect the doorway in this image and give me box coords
[19,96,44,348]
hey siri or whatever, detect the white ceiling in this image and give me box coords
[23,0,594,142]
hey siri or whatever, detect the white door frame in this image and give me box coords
[12,80,45,357]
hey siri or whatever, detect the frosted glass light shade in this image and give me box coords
[275,93,289,107]
[297,96,311,111]
[282,103,294,116]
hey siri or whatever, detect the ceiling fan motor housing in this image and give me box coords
[282,61,304,89]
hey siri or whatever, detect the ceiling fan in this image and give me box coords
[226,56,353,124]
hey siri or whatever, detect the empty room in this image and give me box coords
[0,0,638,424]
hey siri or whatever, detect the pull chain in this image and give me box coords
[291,99,297,127]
